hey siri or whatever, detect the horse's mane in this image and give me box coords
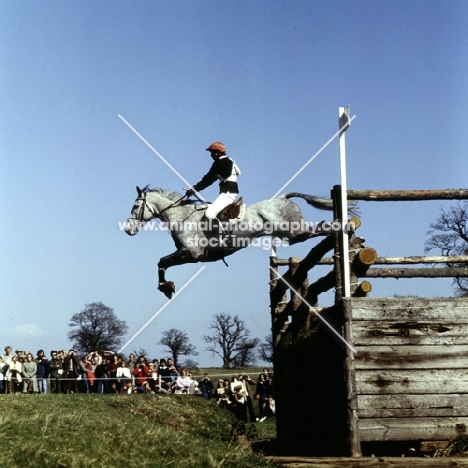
[144,186,198,205]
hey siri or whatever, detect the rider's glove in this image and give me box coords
[185,189,195,197]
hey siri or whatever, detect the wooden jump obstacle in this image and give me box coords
[271,186,468,457]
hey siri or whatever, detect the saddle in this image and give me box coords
[218,197,245,221]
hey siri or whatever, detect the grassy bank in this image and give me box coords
[1,394,278,468]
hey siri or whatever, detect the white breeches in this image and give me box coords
[205,192,237,219]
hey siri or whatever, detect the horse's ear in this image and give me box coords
[136,186,142,196]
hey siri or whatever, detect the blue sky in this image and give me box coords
[1,1,467,366]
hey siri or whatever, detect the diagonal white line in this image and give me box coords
[118,266,207,354]
[269,115,356,199]
[118,114,207,202]
[269,266,356,354]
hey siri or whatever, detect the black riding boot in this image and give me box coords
[203,218,234,256]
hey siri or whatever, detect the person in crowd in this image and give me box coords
[22,352,39,394]
[0,356,5,394]
[127,353,136,386]
[150,358,160,391]
[48,351,63,394]
[90,351,102,365]
[97,356,112,394]
[188,373,199,395]
[146,362,159,392]
[6,354,22,394]
[167,358,180,390]
[230,375,248,421]
[255,372,271,422]
[133,355,149,391]
[79,354,95,393]
[116,360,132,391]
[16,349,25,362]
[2,346,13,367]
[174,368,191,394]
[265,395,276,417]
[108,353,120,387]
[158,359,172,391]
[216,378,234,411]
[58,350,68,393]
[107,381,119,393]
[102,350,112,361]
[153,383,169,394]
[1,346,14,394]
[242,374,258,422]
[199,373,214,399]
[63,349,81,394]
[214,378,224,398]
[35,350,49,394]
[120,379,133,394]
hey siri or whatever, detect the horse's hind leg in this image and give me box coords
[288,220,329,245]
[157,249,198,298]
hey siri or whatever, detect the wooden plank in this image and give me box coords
[357,394,468,418]
[345,297,468,322]
[371,255,468,264]
[346,188,468,201]
[266,456,468,467]
[344,327,361,456]
[317,255,468,265]
[353,321,468,346]
[355,369,468,395]
[359,417,468,442]
[354,345,468,369]
[363,267,468,278]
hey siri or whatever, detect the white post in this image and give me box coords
[339,106,351,297]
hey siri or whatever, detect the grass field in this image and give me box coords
[0,393,279,468]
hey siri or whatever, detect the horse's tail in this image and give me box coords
[284,192,334,211]
[284,192,359,215]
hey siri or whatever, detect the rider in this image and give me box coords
[185,141,240,235]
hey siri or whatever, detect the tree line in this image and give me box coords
[68,302,273,369]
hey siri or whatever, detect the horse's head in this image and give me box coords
[124,186,158,236]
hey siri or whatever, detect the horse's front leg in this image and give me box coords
[157,249,198,299]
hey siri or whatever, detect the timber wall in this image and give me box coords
[344,297,468,445]
[271,187,468,457]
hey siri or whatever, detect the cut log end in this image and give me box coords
[353,281,372,297]
[356,247,378,266]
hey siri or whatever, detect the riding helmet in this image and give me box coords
[206,141,226,154]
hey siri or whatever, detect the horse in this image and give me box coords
[124,186,352,298]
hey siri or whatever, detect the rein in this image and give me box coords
[135,192,188,222]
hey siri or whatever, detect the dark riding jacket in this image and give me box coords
[193,156,240,194]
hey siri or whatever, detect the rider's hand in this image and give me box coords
[185,189,195,197]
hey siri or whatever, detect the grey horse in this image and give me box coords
[124,186,347,298]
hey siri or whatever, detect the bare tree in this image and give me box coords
[158,328,198,367]
[258,334,274,363]
[130,347,149,360]
[233,337,260,367]
[68,302,128,354]
[179,358,199,372]
[425,201,468,296]
[203,313,258,369]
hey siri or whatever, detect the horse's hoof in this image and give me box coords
[158,282,175,299]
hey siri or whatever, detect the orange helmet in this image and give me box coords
[206,141,226,154]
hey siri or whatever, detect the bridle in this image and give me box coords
[131,191,187,223]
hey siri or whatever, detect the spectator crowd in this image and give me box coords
[0,346,275,423]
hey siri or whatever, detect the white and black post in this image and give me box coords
[339,106,351,297]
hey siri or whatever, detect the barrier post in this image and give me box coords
[339,106,351,298]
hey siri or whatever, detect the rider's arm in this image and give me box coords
[192,161,219,192]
